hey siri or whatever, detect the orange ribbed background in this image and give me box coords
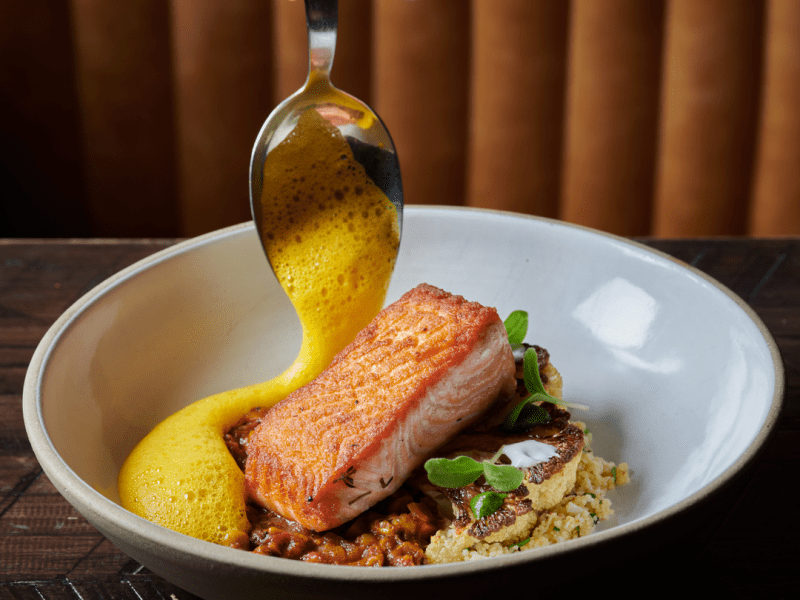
[1,0,798,237]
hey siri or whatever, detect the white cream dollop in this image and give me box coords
[502,439,559,469]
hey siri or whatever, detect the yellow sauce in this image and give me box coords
[118,109,400,546]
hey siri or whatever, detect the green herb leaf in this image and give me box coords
[504,310,528,345]
[425,450,525,493]
[512,537,530,548]
[424,456,484,488]
[482,461,525,492]
[502,347,559,432]
[521,347,590,411]
[502,397,551,432]
[611,466,617,484]
[470,491,507,519]
[523,347,550,396]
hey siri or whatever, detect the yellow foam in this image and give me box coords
[118,109,399,545]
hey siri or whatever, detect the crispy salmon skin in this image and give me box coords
[245,283,517,532]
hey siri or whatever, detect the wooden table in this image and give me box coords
[1,238,798,598]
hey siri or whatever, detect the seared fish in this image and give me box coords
[245,283,517,532]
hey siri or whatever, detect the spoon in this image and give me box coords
[249,0,403,259]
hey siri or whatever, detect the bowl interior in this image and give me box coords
[28,207,781,579]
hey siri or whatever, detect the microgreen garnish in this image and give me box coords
[522,346,548,396]
[423,455,484,488]
[502,311,589,431]
[503,395,551,432]
[503,347,558,431]
[503,310,528,345]
[512,537,530,548]
[612,466,618,484]
[470,491,507,519]
[482,458,524,491]
[424,447,524,492]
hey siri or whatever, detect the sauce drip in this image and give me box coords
[118,109,400,546]
[502,439,559,468]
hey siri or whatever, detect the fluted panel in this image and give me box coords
[5,0,800,238]
[70,0,178,236]
[0,0,89,236]
[653,0,764,236]
[334,0,373,106]
[750,0,800,236]
[171,0,274,236]
[561,0,665,236]
[373,0,471,206]
[467,0,568,217]
[273,0,307,104]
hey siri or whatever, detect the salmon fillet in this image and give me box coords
[245,283,517,532]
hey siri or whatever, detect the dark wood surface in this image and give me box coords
[1,238,798,599]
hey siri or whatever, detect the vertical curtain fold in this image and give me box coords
[653,0,765,236]
[273,0,307,104]
[373,0,471,206]
[332,0,373,107]
[467,0,568,218]
[750,0,800,236]
[170,0,274,237]
[70,0,178,237]
[561,0,665,236]
[0,0,89,236]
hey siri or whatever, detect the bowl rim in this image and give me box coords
[22,206,785,583]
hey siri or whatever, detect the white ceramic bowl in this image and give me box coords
[24,207,783,599]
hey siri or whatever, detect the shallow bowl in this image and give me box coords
[23,207,783,599]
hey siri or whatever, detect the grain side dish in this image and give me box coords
[425,421,629,563]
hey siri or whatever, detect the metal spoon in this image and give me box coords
[249,0,403,260]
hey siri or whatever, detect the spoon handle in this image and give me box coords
[305,0,338,81]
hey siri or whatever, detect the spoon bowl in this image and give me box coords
[249,0,403,261]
